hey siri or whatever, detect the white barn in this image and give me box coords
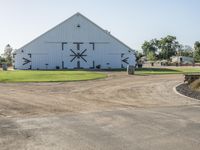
[14,13,136,70]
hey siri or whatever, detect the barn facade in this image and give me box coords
[14,13,136,70]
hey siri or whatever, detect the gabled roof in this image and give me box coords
[16,12,135,53]
[76,13,135,52]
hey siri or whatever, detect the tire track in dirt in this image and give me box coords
[0,72,198,118]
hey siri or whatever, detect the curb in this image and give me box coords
[173,83,199,101]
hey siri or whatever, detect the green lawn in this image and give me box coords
[1,67,200,82]
[135,67,200,75]
[0,71,107,83]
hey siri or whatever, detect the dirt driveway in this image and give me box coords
[0,72,200,150]
[0,72,198,118]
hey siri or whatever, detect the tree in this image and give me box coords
[147,51,156,61]
[177,45,193,57]
[135,51,143,61]
[2,44,13,65]
[194,41,200,61]
[141,39,158,56]
[157,35,180,60]
[0,56,6,65]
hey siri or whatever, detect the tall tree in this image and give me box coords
[177,45,193,57]
[141,39,158,56]
[194,41,200,61]
[147,51,156,61]
[0,56,6,65]
[157,35,180,60]
[2,44,13,65]
[135,51,143,61]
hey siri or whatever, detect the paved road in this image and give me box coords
[0,73,200,150]
[1,105,200,150]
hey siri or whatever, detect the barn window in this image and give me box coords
[77,24,81,28]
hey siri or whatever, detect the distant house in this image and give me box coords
[171,56,194,65]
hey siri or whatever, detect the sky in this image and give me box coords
[0,0,200,54]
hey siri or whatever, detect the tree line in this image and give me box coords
[0,44,13,66]
[138,35,200,62]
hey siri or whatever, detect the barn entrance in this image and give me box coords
[70,49,87,69]
[62,42,94,69]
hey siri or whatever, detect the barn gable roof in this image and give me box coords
[16,12,135,53]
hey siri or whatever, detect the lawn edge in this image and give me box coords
[173,83,199,101]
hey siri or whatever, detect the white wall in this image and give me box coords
[171,56,194,64]
[14,13,136,70]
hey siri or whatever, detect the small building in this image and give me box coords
[13,13,136,70]
[171,56,194,65]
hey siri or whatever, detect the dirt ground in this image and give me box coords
[0,72,198,118]
[1,72,200,150]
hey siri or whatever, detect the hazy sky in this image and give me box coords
[0,0,200,54]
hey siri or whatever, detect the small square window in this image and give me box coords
[77,24,81,28]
